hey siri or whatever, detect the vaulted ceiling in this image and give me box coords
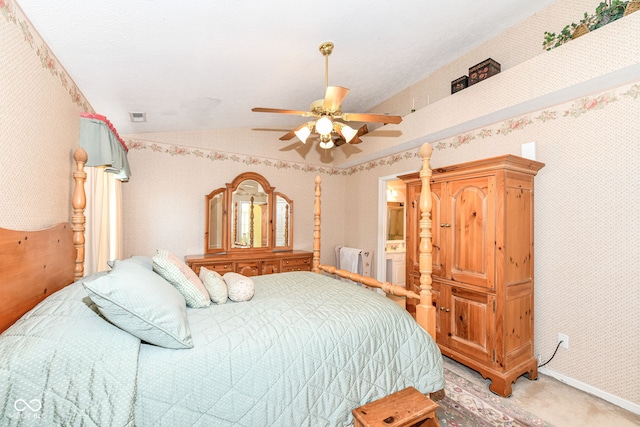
[18,0,557,135]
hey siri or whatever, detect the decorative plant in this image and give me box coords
[543,1,633,50]
[543,23,577,51]
[592,0,627,29]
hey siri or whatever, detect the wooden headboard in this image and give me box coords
[0,148,87,333]
[0,223,75,332]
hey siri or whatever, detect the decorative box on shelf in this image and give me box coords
[451,76,468,94]
[468,58,500,85]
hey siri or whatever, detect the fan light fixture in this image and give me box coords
[294,123,313,143]
[318,134,334,149]
[252,41,402,149]
[293,118,358,146]
[334,122,358,143]
[315,116,333,135]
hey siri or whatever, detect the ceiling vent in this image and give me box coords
[129,111,146,122]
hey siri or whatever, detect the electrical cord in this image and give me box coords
[538,340,563,367]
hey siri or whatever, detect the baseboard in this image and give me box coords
[539,367,640,415]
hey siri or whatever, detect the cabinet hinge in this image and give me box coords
[493,349,496,362]
[493,300,496,313]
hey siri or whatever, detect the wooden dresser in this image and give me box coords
[400,154,544,397]
[185,250,313,277]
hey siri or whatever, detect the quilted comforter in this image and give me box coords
[0,271,444,426]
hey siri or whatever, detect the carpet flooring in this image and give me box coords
[437,368,554,426]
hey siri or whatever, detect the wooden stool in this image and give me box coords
[352,387,440,427]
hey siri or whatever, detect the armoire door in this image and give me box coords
[446,175,496,290]
[438,282,494,364]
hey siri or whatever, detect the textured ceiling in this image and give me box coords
[18,0,557,135]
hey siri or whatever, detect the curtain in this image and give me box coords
[79,113,131,181]
[84,166,123,274]
[79,113,129,274]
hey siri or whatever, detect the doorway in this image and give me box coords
[376,174,411,287]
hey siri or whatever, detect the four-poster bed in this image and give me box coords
[312,143,437,339]
[0,144,442,426]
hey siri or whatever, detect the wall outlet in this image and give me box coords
[558,333,569,349]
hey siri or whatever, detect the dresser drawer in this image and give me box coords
[281,256,312,272]
[185,251,313,276]
[190,261,234,275]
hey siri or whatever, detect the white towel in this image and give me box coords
[339,247,361,274]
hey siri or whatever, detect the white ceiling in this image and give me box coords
[18,0,557,135]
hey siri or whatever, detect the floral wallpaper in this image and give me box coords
[125,82,640,175]
[1,0,91,111]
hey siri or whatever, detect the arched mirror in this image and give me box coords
[204,172,293,254]
[230,178,269,249]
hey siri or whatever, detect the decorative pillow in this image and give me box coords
[107,255,154,271]
[199,267,228,304]
[223,272,255,302]
[83,261,193,349]
[152,249,211,308]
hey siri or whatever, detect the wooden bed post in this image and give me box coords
[312,176,321,273]
[310,149,436,340]
[415,143,436,339]
[72,148,87,280]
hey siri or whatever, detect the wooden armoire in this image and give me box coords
[400,155,544,397]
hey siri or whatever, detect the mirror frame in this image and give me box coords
[273,192,294,251]
[204,188,227,254]
[204,172,294,254]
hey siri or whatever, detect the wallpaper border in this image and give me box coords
[125,82,640,175]
[2,0,92,111]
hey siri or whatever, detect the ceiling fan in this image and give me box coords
[252,42,402,149]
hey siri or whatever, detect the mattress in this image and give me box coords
[135,271,444,426]
[0,271,444,427]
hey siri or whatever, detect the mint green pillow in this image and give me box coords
[83,261,193,349]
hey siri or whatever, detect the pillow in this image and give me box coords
[199,267,228,304]
[83,261,193,349]
[152,249,210,308]
[223,272,255,302]
[107,255,154,271]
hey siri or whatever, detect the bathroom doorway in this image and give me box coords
[377,174,411,294]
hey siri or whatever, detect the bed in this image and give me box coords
[0,144,442,426]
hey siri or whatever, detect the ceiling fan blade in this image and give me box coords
[342,112,403,125]
[279,130,296,141]
[323,86,349,111]
[348,124,368,144]
[279,123,308,141]
[252,107,310,116]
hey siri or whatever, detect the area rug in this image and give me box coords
[437,368,554,426]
